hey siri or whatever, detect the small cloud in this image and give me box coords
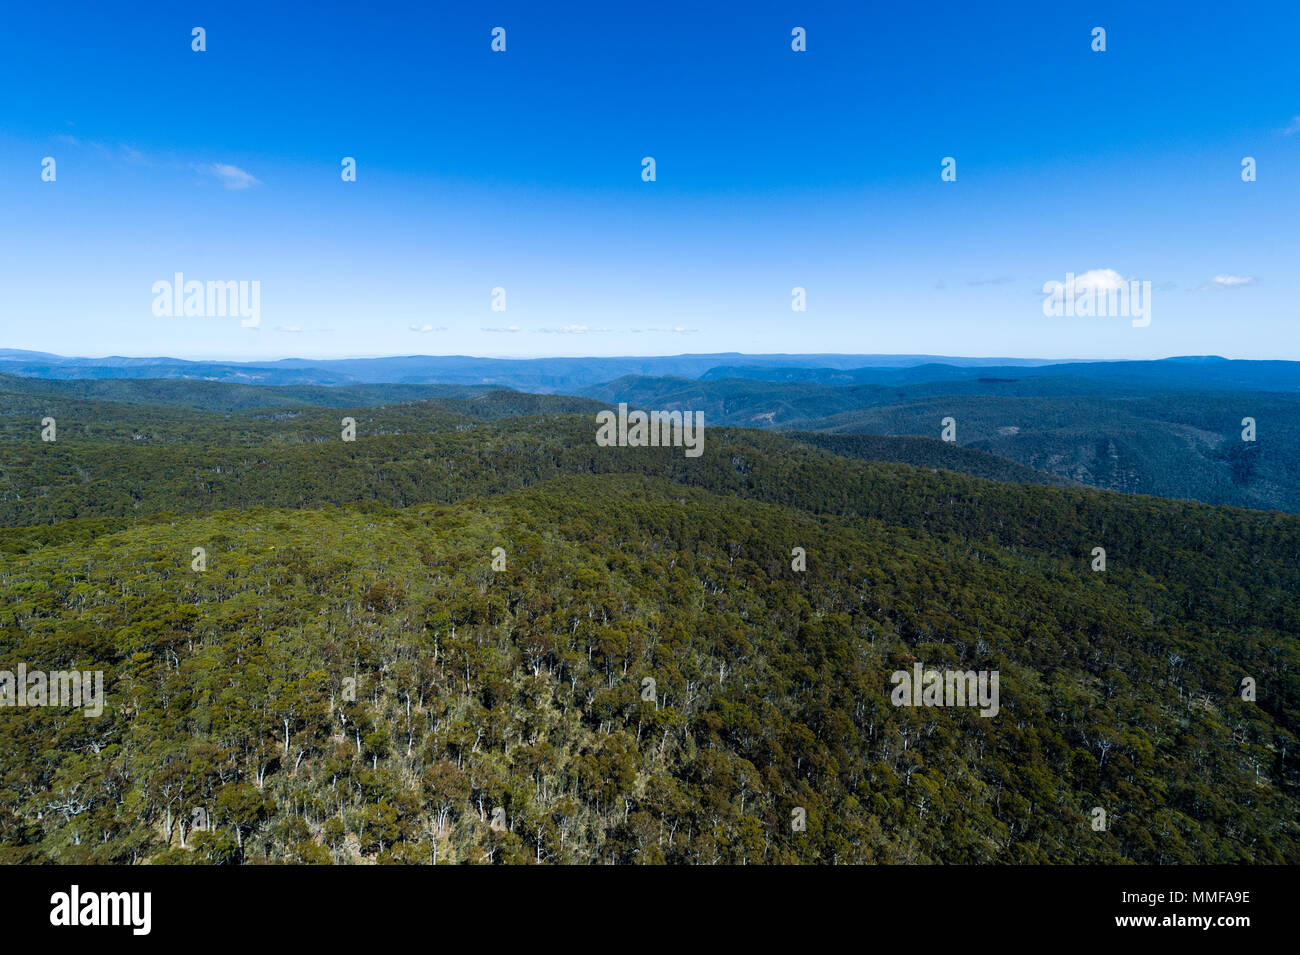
[1040,268,1140,301]
[535,324,610,334]
[54,134,80,146]
[481,325,520,333]
[1196,274,1257,290]
[409,324,447,333]
[198,162,261,190]
[1282,116,1300,135]
[1072,269,1129,293]
[647,326,699,334]
[276,326,305,333]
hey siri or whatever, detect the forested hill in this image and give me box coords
[0,381,1297,864]
[0,371,607,416]
[0,385,1061,528]
[784,432,1076,488]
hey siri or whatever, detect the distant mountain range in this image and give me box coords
[0,349,1072,391]
[3,349,1296,394]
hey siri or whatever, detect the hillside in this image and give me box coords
[1,374,1297,865]
[806,393,1298,511]
[784,432,1076,487]
[581,376,1300,512]
[0,380,1065,528]
[2,463,1296,864]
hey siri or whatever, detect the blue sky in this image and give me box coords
[1,0,1298,360]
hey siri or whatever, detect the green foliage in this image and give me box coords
[1,378,1296,864]
[1,455,1296,863]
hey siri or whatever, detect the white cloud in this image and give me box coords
[647,326,699,334]
[535,324,610,334]
[1197,274,1257,290]
[199,162,261,190]
[276,325,305,333]
[1283,116,1300,135]
[1071,269,1129,293]
[1041,268,1133,299]
[409,324,447,333]
[481,325,520,333]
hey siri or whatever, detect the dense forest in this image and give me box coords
[1,382,1297,863]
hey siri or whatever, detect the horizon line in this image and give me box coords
[0,349,1272,366]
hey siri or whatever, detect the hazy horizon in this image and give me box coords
[0,347,1273,367]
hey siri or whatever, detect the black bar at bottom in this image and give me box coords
[6,863,1278,944]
